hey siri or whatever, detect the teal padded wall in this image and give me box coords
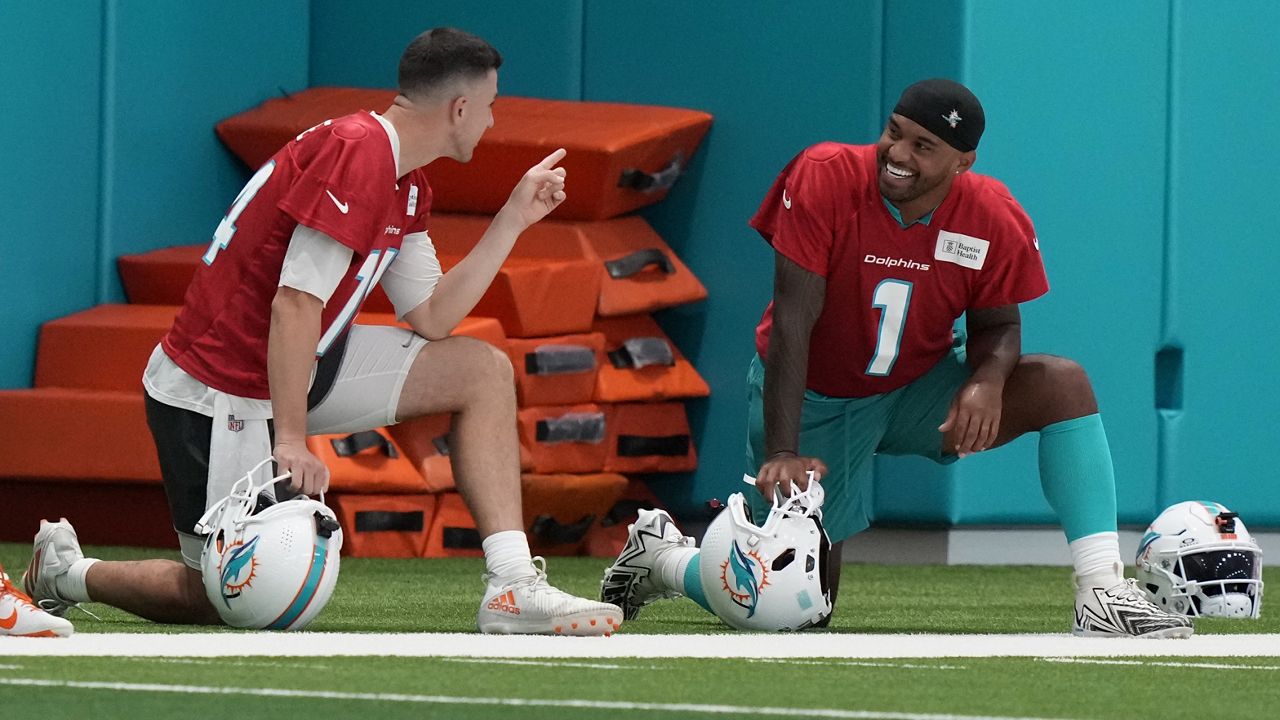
[942,2,1171,527]
[0,4,103,389]
[100,2,310,300]
[580,2,887,515]
[0,2,309,389]
[309,1,584,99]
[1161,2,1280,521]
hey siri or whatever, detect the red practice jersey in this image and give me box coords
[752,143,1047,398]
[163,112,432,398]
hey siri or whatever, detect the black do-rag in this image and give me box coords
[892,78,984,152]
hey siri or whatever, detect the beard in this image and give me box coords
[877,161,947,205]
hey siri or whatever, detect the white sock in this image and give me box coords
[481,530,534,583]
[55,558,99,603]
[659,547,699,593]
[1070,531,1123,588]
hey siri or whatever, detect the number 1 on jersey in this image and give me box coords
[866,279,912,376]
[203,161,277,265]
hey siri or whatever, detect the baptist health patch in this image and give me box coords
[934,230,990,270]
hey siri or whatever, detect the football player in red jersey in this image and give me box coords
[23,27,622,636]
[603,79,1191,638]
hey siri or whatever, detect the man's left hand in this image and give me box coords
[939,379,1003,457]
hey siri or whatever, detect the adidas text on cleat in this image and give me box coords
[23,518,84,617]
[477,557,622,636]
[600,508,696,620]
[1074,577,1194,639]
[1,563,73,637]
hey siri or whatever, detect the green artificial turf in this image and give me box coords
[4,542,1279,719]
[2,542,1278,635]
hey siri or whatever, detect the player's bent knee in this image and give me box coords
[1018,354,1098,419]
[440,336,514,385]
[478,340,515,385]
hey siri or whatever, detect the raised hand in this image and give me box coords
[501,148,568,229]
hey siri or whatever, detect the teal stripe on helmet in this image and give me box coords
[1196,500,1221,515]
[267,535,330,630]
[1136,530,1161,558]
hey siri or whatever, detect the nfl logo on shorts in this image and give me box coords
[227,415,244,433]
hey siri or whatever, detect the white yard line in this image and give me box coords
[441,657,648,670]
[1,632,1277,658]
[1039,657,1280,671]
[0,677,1074,720]
[747,659,968,670]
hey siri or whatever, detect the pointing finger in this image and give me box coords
[538,148,567,169]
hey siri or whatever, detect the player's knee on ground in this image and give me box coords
[183,565,226,625]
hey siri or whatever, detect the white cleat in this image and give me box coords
[1074,577,1194,639]
[600,508,696,620]
[1,564,73,637]
[478,557,622,636]
[23,518,85,617]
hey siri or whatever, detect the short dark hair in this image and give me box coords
[398,27,502,99]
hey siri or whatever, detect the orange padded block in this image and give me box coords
[584,478,667,558]
[506,332,605,407]
[604,402,697,474]
[306,428,427,494]
[593,315,709,402]
[118,242,403,313]
[430,214,601,337]
[329,492,435,558]
[32,303,503,393]
[423,491,484,558]
[386,413,456,493]
[214,90,711,221]
[0,389,159,483]
[0,479,174,548]
[357,313,508,348]
[517,404,608,474]
[117,245,204,306]
[577,216,707,316]
[429,97,712,220]
[423,473,627,557]
[390,411,536,494]
[521,472,628,555]
[36,304,178,391]
[215,87,398,170]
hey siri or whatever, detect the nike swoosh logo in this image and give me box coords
[326,190,349,214]
[782,189,792,210]
[0,608,18,630]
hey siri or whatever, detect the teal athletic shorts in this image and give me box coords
[745,334,971,543]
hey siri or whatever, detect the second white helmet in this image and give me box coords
[1135,500,1263,619]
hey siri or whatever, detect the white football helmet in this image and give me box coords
[699,476,832,631]
[195,457,343,630]
[1135,500,1263,619]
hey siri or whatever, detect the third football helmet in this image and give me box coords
[699,476,832,631]
[1135,500,1263,619]
[196,458,343,630]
